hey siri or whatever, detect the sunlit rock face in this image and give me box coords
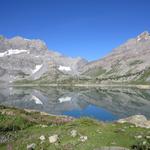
[81,31,150,83]
[0,36,87,83]
[1,31,150,84]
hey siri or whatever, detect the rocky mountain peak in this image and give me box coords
[0,35,48,54]
[137,31,150,41]
[0,35,89,83]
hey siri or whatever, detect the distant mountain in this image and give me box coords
[0,31,150,85]
[81,31,150,84]
[0,36,87,84]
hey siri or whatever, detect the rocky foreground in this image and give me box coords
[0,106,150,150]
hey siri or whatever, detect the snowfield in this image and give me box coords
[0,49,29,57]
[58,65,71,71]
[32,65,43,74]
[59,96,72,103]
[31,95,43,105]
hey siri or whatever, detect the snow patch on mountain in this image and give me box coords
[0,49,29,57]
[32,65,43,74]
[31,95,43,105]
[59,96,72,103]
[58,65,71,71]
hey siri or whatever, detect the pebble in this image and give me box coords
[143,141,147,145]
[49,134,59,143]
[146,135,150,139]
[40,125,48,128]
[135,135,142,139]
[39,135,45,143]
[79,136,88,142]
[70,130,77,137]
[27,143,36,150]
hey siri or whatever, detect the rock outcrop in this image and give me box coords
[0,36,87,84]
[118,115,150,128]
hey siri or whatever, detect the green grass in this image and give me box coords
[138,68,150,81]
[129,60,143,66]
[0,106,150,150]
[83,67,106,77]
[130,68,150,84]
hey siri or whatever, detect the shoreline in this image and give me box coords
[1,105,150,128]
[10,83,150,89]
[0,105,150,149]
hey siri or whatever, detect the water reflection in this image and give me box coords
[0,86,150,121]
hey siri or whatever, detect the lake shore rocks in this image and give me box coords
[1,105,150,150]
[117,115,150,128]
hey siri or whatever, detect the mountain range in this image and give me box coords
[0,31,150,85]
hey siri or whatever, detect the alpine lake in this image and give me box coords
[0,86,150,121]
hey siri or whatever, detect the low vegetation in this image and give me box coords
[83,67,106,77]
[0,106,150,150]
[129,60,143,66]
[13,66,150,86]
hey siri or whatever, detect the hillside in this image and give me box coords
[81,31,150,84]
[1,32,150,85]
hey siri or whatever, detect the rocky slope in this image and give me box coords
[1,31,150,84]
[81,31,150,84]
[0,36,87,84]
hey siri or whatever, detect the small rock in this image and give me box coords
[39,124,48,128]
[111,142,116,145]
[135,135,142,139]
[121,129,125,132]
[70,130,77,137]
[0,135,12,144]
[39,135,45,142]
[27,143,36,150]
[96,129,102,134]
[146,135,150,139]
[79,136,88,142]
[117,115,150,129]
[143,141,147,145]
[49,134,59,143]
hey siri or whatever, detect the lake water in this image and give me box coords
[0,86,150,121]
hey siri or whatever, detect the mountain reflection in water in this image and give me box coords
[0,86,150,121]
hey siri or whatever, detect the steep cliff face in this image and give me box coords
[0,36,48,83]
[0,36,87,84]
[81,31,150,84]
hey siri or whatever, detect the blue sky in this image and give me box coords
[0,0,150,61]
